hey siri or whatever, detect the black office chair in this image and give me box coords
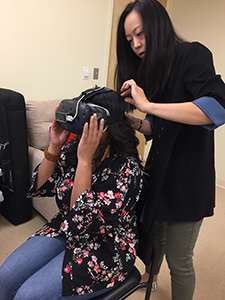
[92,221,158,300]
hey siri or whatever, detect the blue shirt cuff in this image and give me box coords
[144,115,154,141]
[193,96,225,131]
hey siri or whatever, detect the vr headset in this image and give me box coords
[55,86,124,135]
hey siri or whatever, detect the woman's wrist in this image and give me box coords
[48,143,62,156]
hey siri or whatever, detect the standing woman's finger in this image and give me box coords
[121,79,135,92]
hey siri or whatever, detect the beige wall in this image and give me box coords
[167,0,225,186]
[0,0,113,100]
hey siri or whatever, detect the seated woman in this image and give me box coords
[0,88,143,300]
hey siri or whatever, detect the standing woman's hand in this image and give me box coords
[121,79,150,113]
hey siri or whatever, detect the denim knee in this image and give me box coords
[0,263,16,300]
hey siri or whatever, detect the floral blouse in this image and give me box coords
[27,143,143,297]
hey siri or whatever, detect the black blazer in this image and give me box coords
[142,42,225,231]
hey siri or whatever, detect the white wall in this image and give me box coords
[0,0,113,100]
[167,0,225,187]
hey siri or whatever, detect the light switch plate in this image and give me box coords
[83,67,89,80]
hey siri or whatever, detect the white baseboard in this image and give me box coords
[216,178,225,189]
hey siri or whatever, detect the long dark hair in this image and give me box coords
[115,0,183,103]
[65,90,142,168]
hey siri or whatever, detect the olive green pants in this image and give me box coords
[146,220,203,300]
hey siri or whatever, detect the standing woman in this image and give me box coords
[115,0,225,299]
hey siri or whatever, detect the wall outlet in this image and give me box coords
[93,68,99,80]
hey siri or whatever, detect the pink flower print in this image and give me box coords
[122,210,127,216]
[64,266,70,273]
[77,223,83,230]
[86,192,94,199]
[49,176,54,183]
[116,181,123,189]
[88,261,94,267]
[125,168,131,176]
[114,192,121,199]
[92,256,98,263]
[76,258,83,264]
[83,249,89,257]
[121,185,126,192]
[74,248,80,254]
[118,274,124,281]
[70,181,73,188]
[65,178,70,184]
[77,287,83,294]
[77,215,83,222]
[98,192,105,199]
[62,185,67,191]
[100,227,106,234]
[104,198,111,206]
[107,282,115,288]
[94,264,101,273]
[60,220,69,231]
[106,190,114,199]
[116,201,122,209]
[93,208,98,214]
[120,246,126,250]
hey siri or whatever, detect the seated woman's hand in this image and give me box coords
[77,114,105,165]
[49,106,70,153]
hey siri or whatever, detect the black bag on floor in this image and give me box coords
[0,89,32,225]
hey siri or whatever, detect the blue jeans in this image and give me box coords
[146,220,203,300]
[0,235,112,300]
